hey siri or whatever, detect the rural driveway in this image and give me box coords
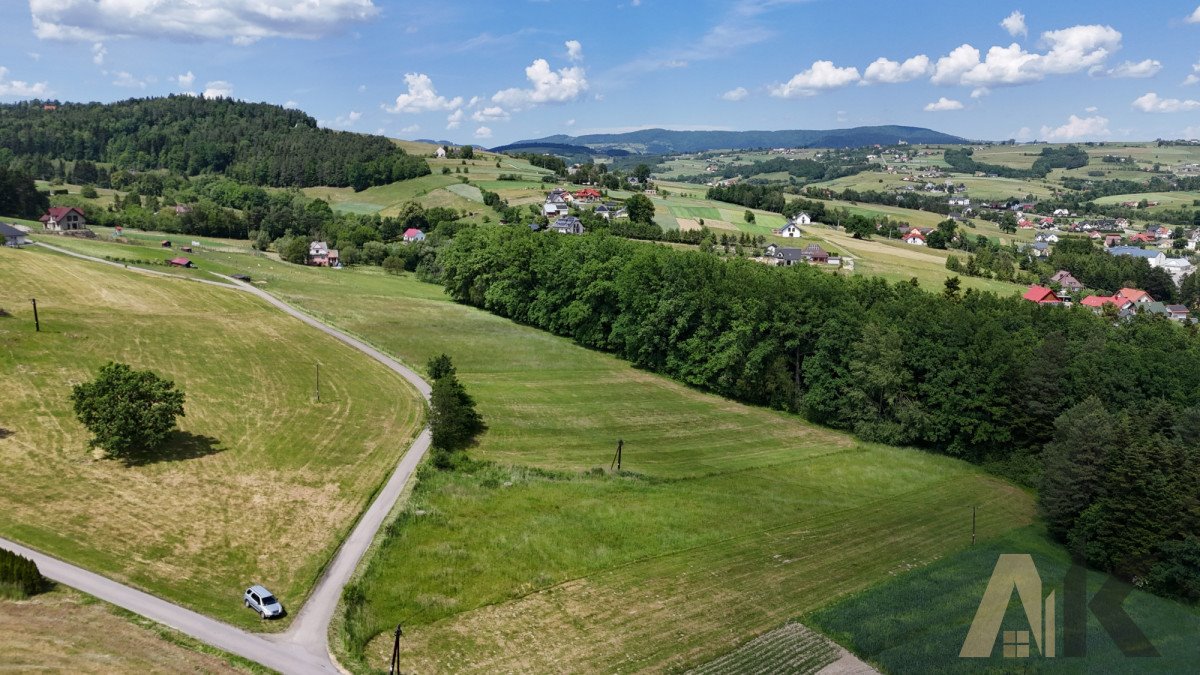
[17,242,434,673]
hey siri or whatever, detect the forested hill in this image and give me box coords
[0,96,428,190]
[516,125,967,153]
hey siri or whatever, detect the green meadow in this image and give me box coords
[809,526,1200,673]
[0,246,423,628]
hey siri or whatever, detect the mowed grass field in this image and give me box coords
[0,589,253,673]
[0,246,423,628]
[809,526,1200,673]
[164,255,1039,671]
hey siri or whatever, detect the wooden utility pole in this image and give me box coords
[315,364,321,403]
[30,298,39,332]
[389,624,403,675]
[971,506,977,546]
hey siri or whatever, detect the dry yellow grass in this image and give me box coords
[0,590,243,673]
[0,247,423,627]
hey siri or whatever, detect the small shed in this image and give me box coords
[180,246,193,253]
[167,257,193,268]
[161,240,172,248]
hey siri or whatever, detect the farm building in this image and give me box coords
[40,207,88,232]
[403,228,426,243]
[903,229,927,246]
[0,223,31,247]
[308,241,340,267]
[167,257,193,268]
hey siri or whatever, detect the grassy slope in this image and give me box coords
[0,588,254,673]
[167,253,1037,671]
[0,246,423,628]
[809,526,1200,673]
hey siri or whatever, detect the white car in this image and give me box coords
[243,584,284,619]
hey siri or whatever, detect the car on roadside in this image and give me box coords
[243,584,285,619]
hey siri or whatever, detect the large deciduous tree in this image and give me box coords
[71,362,186,460]
[625,194,655,223]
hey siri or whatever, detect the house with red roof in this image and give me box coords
[40,206,88,232]
[1129,233,1156,244]
[402,228,426,243]
[1022,285,1062,305]
[572,188,602,202]
[903,229,927,246]
[167,257,193,268]
[1080,295,1121,311]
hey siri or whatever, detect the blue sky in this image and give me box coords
[3,1,1200,145]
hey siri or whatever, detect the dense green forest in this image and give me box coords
[0,167,48,219]
[0,97,428,190]
[433,225,1200,601]
[943,145,1089,179]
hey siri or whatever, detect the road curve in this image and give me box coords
[18,242,434,673]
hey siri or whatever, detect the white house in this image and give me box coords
[1160,257,1196,285]
[436,146,447,159]
[791,212,812,225]
[779,222,804,238]
[0,222,31,247]
[904,230,927,246]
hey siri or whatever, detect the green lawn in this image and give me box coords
[169,255,1037,672]
[809,526,1200,673]
[0,246,424,629]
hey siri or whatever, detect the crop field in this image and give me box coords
[149,257,1040,672]
[687,622,839,675]
[809,526,1200,673]
[1094,191,1200,212]
[668,204,722,220]
[0,588,251,673]
[809,172,1058,201]
[445,182,484,202]
[0,246,423,628]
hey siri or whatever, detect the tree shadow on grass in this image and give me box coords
[0,428,12,440]
[122,431,224,467]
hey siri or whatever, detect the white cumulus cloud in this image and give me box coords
[30,0,379,44]
[1001,10,1027,38]
[112,70,149,88]
[1184,60,1200,86]
[932,24,1121,87]
[492,58,588,109]
[1040,114,1110,140]
[924,97,964,111]
[0,66,51,97]
[722,86,748,101]
[770,60,860,97]
[446,108,465,129]
[283,100,298,109]
[472,106,510,122]
[175,70,195,88]
[862,55,931,84]
[565,39,583,62]
[474,126,492,139]
[202,80,234,99]
[1090,59,1162,78]
[385,73,463,113]
[1187,5,1200,23]
[91,42,106,65]
[1132,92,1200,113]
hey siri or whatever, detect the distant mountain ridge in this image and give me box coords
[497,125,968,154]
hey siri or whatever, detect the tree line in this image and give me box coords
[0,97,427,190]
[432,225,1200,601]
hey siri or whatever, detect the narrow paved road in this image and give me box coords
[14,242,434,673]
